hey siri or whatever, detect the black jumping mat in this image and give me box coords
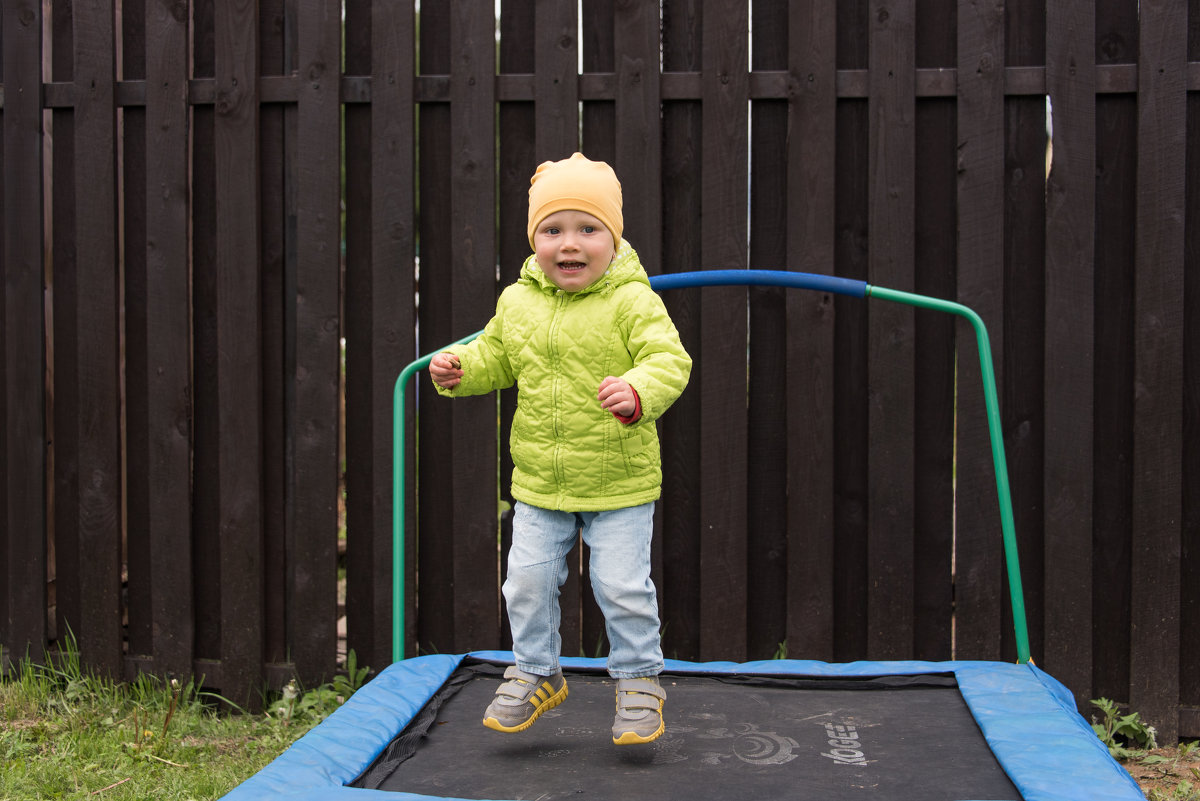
[352,660,1022,800]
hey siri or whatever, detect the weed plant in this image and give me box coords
[1,636,367,801]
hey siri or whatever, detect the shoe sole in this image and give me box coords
[612,716,664,745]
[482,680,569,733]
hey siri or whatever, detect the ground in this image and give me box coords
[1120,744,1200,800]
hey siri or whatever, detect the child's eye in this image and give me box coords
[544,226,560,235]
[582,225,595,233]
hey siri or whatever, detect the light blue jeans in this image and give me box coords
[504,500,663,679]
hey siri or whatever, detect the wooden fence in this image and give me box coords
[1,0,1197,739]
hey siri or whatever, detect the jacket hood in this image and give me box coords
[519,238,651,295]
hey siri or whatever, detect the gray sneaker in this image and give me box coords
[482,666,568,733]
[612,676,666,745]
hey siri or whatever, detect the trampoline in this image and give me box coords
[223,271,1146,801]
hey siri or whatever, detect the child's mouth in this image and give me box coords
[558,261,586,272]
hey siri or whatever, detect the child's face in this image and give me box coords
[532,210,616,292]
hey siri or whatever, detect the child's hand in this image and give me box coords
[598,376,636,418]
[430,353,463,388]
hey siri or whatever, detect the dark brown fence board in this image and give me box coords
[658,0,704,661]
[449,0,500,651]
[258,0,288,673]
[865,0,916,661]
[1041,0,1095,700]
[497,0,536,655]
[911,0,956,663]
[2,0,48,668]
[784,0,838,662]
[213,0,263,705]
[138,0,193,680]
[191,11,222,668]
[951,0,1008,665]
[1130,0,1186,744]
[49,0,78,650]
[745,0,789,661]
[1183,1,1200,714]
[288,0,343,684]
[416,0,456,656]
[122,0,151,662]
[954,0,1008,664]
[698,0,749,662]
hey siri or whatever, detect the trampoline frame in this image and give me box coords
[391,269,1030,663]
[221,271,1148,801]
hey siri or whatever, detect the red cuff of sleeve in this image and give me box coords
[613,388,642,425]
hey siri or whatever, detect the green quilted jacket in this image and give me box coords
[433,240,692,511]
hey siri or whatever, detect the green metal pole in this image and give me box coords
[391,331,482,664]
[866,285,1031,664]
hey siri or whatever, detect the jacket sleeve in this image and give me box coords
[431,303,515,397]
[618,286,692,424]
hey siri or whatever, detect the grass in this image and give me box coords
[0,637,366,801]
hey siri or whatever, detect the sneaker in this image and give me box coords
[482,666,568,733]
[612,676,666,745]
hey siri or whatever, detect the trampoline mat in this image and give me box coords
[352,660,1022,800]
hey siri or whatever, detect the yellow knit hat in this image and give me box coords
[527,152,623,249]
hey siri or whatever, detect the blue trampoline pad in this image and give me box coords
[223,652,1146,801]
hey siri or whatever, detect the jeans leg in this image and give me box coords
[581,502,663,678]
[503,502,579,676]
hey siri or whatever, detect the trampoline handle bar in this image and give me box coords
[392,270,1031,665]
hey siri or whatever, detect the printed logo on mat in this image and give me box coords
[821,721,870,765]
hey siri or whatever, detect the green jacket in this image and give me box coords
[434,241,692,511]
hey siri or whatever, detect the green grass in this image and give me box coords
[0,639,366,801]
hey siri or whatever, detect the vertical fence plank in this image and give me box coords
[1,0,47,669]
[1042,0,1095,701]
[746,0,789,662]
[954,0,1007,662]
[785,0,838,662]
[1182,0,1200,722]
[416,0,455,656]
[997,0,1047,665]
[191,0,223,678]
[1130,0,1186,745]
[213,0,263,705]
[49,0,78,651]
[290,0,343,684]
[69,0,123,677]
[698,0,749,662]
[123,0,151,666]
[911,0,955,662]
[658,0,704,661]
[832,0,871,661]
[258,0,288,675]
[344,0,417,671]
[1091,0,1136,705]
[144,0,193,681]
[448,0,500,651]
[865,0,916,661]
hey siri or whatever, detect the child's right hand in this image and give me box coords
[430,353,463,388]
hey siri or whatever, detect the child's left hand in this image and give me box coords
[598,376,636,418]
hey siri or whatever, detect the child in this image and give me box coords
[429,152,691,745]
